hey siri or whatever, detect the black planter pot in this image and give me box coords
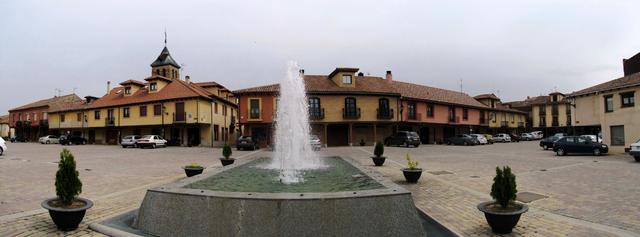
[220,158,235,166]
[477,201,528,234]
[634,156,640,162]
[41,197,93,231]
[401,168,423,183]
[371,156,386,166]
[183,167,204,177]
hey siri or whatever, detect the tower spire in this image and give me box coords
[164,29,167,46]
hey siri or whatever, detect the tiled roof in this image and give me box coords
[120,80,146,87]
[474,93,500,100]
[570,72,640,97]
[234,76,488,108]
[48,100,91,113]
[150,46,181,68]
[87,78,212,109]
[492,103,527,114]
[9,94,83,112]
[193,81,231,92]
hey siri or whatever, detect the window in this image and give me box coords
[611,125,625,146]
[604,95,613,112]
[426,104,434,117]
[309,97,321,117]
[510,113,514,123]
[577,137,587,143]
[77,113,82,122]
[249,99,260,119]
[539,105,546,114]
[564,137,575,143]
[43,113,47,120]
[150,83,158,91]
[491,100,495,108]
[621,92,635,108]
[162,68,166,77]
[94,110,100,120]
[214,125,219,141]
[462,108,469,120]
[448,106,456,122]
[214,102,218,114]
[342,75,352,84]
[140,105,147,117]
[154,104,162,116]
[344,97,357,115]
[223,105,227,116]
[34,113,38,121]
[124,86,132,95]
[407,102,417,120]
[123,107,130,118]
[61,114,65,122]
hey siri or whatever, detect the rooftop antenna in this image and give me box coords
[459,78,463,93]
[72,87,77,94]
[54,88,62,97]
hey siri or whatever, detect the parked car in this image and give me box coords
[509,133,521,142]
[137,135,167,148]
[483,134,494,144]
[580,135,602,143]
[121,135,142,148]
[236,136,259,150]
[310,135,322,151]
[520,133,534,141]
[630,138,640,162]
[59,135,87,145]
[530,131,544,140]
[39,135,60,144]
[553,136,608,156]
[554,133,568,137]
[0,137,6,156]
[493,133,512,143]
[10,136,27,143]
[539,136,562,150]
[470,134,488,145]
[384,131,421,147]
[446,134,478,146]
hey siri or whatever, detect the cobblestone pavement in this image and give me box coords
[1,142,639,236]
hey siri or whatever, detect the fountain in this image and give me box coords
[90,62,428,237]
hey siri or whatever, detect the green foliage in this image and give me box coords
[184,163,203,169]
[374,142,384,157]
[222,144,232,159]
[406,153,419,170]
[490,166,518,208]
[55,149,82,206]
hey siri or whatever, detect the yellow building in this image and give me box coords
[474,94,527,132]
[49,46,237,147]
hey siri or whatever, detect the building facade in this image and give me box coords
[8,94,83,141]
[504,92,572,136]
[235,68,490,147]
[0,115,10,138]
[474,94,527,133]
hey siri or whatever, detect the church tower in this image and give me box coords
[150,44,181,80]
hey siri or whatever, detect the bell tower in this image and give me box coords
[150,34,181,79]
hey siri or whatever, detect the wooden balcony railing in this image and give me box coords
[377,108,394,120]
[407,112,421,121]
[173,112,186,123]
[309,108,325,120]
[343,108,361,119]
[105,118,115,127]
[500,121,508,127]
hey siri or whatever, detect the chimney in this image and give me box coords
[185,75,191,83]
[106,81,111,94]
[357,72,364,76]
[386,70,393,82]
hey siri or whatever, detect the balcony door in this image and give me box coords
[175,102,185,121]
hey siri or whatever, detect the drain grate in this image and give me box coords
[428,171,453,175]
[517,191,548,203]
[469,175,480,178]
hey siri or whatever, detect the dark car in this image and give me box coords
[236,136,259,150]
[10,136,28,143]
[509,133,521,142]
[384,131,421,147]
[445,134,478,146]
[539,136,562,150]
[553,136,608,156]
[60,135,87,145]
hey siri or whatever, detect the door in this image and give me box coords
[575,137,591,153]
[175,102,185,122]
[88,130,95,144]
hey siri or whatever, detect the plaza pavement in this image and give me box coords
[0,142,639,236]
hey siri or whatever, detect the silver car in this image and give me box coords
[121,135,142,148]
[137,135,167,149]
[310,135,322,151]
[39,135,60,144]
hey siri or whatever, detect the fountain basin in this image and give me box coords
[92,156,426,237]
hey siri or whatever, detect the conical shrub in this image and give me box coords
[55,149,82,206]
[490,166,517,208]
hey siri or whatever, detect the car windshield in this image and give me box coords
[240,136,252,140]
[141,135,153,139]
[124,136,134,139]
[408,132,419,137]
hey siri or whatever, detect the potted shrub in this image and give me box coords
[401,153,422,183]
[41,149,93,231]
[219,144,235,166]
[371,141,386,166]
[477,166,528,234]
[183,163,204,177]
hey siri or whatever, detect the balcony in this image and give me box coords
[105,118,115,127]
[342,108,361,119]
[448,116,460,123]
[377,108,394,120]
[173,112,186,123]
[407,112,421,121]
[500,121,508,127]
[249,109,262,120]
[309,108,325,120]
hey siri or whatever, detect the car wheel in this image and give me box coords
[122,145,127,148]
[82,141,86,145]
[152,144,156,149]
[634,156,640,162]
[446,141,451,145]
[0,147,3,156]
[46,141,50,144]
[556,148,565,156]
[415,144,419,148]
[403,142,408,147]
[543,145,548,150]
[593,149,601,156]
[237,147,241,151]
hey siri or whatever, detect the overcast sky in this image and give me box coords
[1,0,640,113]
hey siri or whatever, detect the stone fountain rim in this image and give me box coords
[149,155,411,200]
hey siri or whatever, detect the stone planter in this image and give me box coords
[401,168,423,183]
[183,167,204,177]
[41,197,93,231]
[477,201,528,234]
[371,156,386,166]
[220,158,236,166]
